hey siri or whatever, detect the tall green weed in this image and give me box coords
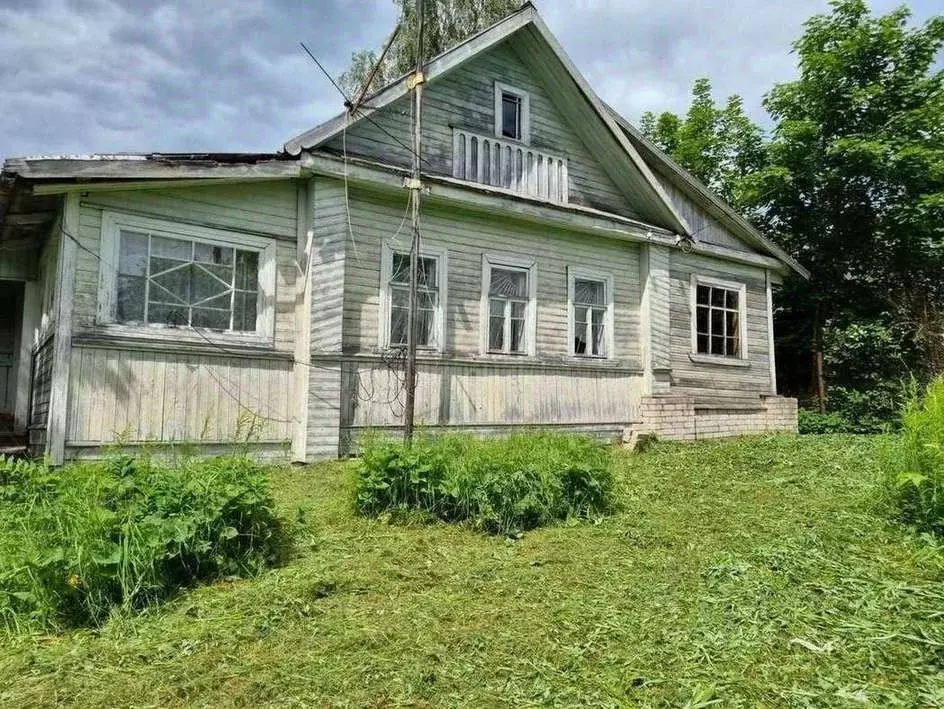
[355,433,615,535]
[0,455,289,632]
[882,376,944,535]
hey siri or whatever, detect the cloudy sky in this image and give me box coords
[0,0,939,159]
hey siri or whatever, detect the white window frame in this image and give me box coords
[480,253,537,357]
[378,241,448,352]
[567,267,614,359]
[689,274,749,362]
[494,82,531,144]
[97,211,277,343]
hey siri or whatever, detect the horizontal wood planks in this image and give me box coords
[341,187,642,363]
[668,251,771,402]
[71,181,300,350]
[66,346,293,445]
[325,39,639,219]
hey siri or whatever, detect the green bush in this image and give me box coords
[881,376,944,535]
[798,409,850,434]
[354,433,615,535]
[0,454,289,632]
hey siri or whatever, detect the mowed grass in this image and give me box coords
[2,435,943,707]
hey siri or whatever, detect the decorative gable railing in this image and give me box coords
[452,128,569,205]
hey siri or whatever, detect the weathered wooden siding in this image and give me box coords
[655,173,753,254]
[343,358,643,429]
[328,183,645,437]
[72,181,300,350]
[59,181,300,451]
[668,251,772,403]
[342,187,642,362]
[306,178,348,458]
[324,39,640,219]
[65,345,293,445]
[29,336,53,433]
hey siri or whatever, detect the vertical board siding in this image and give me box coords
[66,347,293,445]
[668,251,772,402]
[325,39,639,219]
[305,178,349,458]
[341,186,642,364]
[346,359,643,430]
[59,181,301,452]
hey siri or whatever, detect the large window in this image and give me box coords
[380,243,446,350]
[568,268,613,358]
[482,255,536,356]
[99,212,275,339]
[494,82,530,143]
[692,276,747,359]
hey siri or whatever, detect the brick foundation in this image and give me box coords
[637,395,797,441]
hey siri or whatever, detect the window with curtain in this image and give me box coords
[572,277,607,357]
[487,265,529,354]
[387,250,440,348]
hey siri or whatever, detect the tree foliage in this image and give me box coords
[640,78,766,214]
[755,0,944,403]
[643,1,944,421]
[340,0,521,99]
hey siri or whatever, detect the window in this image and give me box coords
[380,243,446,350]
[482,255,536,356]
[568,269,613,358]
[99,212,275,339]
[494,82,530,143]
[692,276,747,359]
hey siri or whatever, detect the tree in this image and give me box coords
[640,78,766,215]
[340,0,521,99]
[752,0,944,407]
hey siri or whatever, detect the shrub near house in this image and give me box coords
[354,433,615,535]
[0,455,289,631]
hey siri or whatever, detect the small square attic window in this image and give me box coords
[494,82,530,143]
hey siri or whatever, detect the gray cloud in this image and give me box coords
[0,0,939,158]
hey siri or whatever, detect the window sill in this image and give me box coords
[77,324,285,360]
[688,353,751,368]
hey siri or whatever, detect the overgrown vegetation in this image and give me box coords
[883,376,944,535]
[643,0,944,430]
[354,433,614,535]
[2,436,941,706]
[0,455,289,632]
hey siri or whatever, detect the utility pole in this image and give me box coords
[403,0,425,445]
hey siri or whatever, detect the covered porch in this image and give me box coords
[0,172,60,451]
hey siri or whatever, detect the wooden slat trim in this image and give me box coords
[46,194,77,465]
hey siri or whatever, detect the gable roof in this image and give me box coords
[608,111,809,279]
[283,3,693,236]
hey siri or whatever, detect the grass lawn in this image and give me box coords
[2,434,943,707]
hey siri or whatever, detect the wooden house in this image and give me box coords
[0,4,806,462]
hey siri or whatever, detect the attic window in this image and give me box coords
[494,82,530,143]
